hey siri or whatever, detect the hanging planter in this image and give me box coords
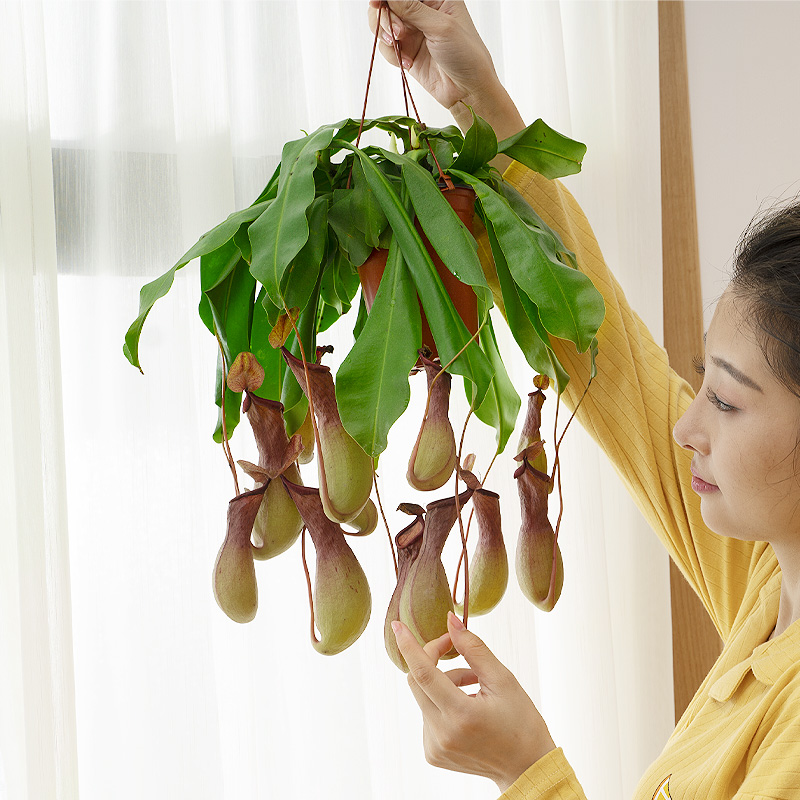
[123,4,604,666]
[358,184,479,357]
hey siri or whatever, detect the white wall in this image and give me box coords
[685,0,800,325]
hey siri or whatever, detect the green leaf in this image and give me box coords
[204,258,256,442]
[418,124,464,149]
[335,259,361,307]
[450,169,603,353]
[334,116,417,149]
[317,301,342,333]
[281,277,320,433]
[122,202,270,371]
[451,107,498,174]
[336,236,421,457]
[483,216,569,391]
[497,119,586,180]
[337,140,493,408]
[351,158,388,248]
[328,188,373,266]
[352,295,368,341]
[234,223,253,264]
[281,196,328,313]
[423,136,456,173]
[253,160,283,204]
[249,124,337,307]
[200,239,241,293]
[320,261,345,315]
[213,348,241,445]
[397,156,489,296]
[588,336,599,380]
[205,258,256,370]
[198,240,242,336]
[250,288,284,402]
[500,182,579,269]
[473,309,521,454]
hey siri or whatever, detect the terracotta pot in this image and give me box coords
[357,186,478,359]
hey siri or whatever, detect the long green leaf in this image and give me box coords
[497,119,586,179]
[250,287,284,402]
[484,216,569,390]
[395,154,489,296]
[197,240,241,335]
[249,125,337,307]
[281,277,320,436]
[335,236,421,457]
[281,197,328,313]
[200,239,241,294]
[122,201,270,371]
[500,181,578,269]
[337,140,493,409]
[205,258,256,441]
[328,188,373,266]
[213,349,241,445]
[450,169,603,353]
[450,107,497,174]
[473,309,521,454]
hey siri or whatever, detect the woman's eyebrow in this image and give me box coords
[702,332,764,392]
[708,355,764,392]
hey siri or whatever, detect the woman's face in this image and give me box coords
[673,289,800,546]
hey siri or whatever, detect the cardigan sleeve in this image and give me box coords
[498,749,588,800]
[479,162,764,641]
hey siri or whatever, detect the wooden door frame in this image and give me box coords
[658,0,723,722]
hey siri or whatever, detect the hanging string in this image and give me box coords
[353,1,452,189]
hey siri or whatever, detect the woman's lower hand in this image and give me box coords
[392,610,556,793]
[366,1,524,140]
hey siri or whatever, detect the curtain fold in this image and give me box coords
[2,3,669,799]
[0,3,78,798]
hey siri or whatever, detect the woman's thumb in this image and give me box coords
[383,1,448,36]
[446,611,507,681]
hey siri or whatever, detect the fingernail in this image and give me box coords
[448,611,465,630]
[382,31,393,45]
[392,23,402,37]
[391,620,402,636]
[401,57,413,69]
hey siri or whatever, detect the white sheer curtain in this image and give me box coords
[1,2,669,799]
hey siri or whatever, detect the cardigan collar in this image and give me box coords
[709,572,800,702]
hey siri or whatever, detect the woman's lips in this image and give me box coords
[691,465,719,494]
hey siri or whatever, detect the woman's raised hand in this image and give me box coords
[392,611,556,792]
[366,1,524,139]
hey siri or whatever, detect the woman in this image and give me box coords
[369,2,800,798]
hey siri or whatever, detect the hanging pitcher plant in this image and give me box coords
[123,3,604,668]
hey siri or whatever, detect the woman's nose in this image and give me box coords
[672,393,709,454]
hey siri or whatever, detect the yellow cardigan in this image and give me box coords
[491,164,800,800]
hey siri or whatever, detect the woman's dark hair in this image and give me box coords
[731,201,800,396]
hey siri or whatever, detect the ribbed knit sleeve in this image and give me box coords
[483,163,762,641]
[499,749,588,800]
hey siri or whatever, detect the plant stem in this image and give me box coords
[283,302,324,491]
[373,470,398,578]
[454,406,474,628]
[452,447,499,604]
[421,318,486,424]
[300,526,320,646]
[547,376,592,606]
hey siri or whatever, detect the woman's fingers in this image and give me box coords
[446,611,513,691]
[392,621,463,714]
[423,630,454,662]
[443,667,479,689]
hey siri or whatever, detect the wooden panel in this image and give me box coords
[658,0,723,723]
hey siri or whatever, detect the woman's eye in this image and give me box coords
[706,387,735,412]
[692,355,705,376]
